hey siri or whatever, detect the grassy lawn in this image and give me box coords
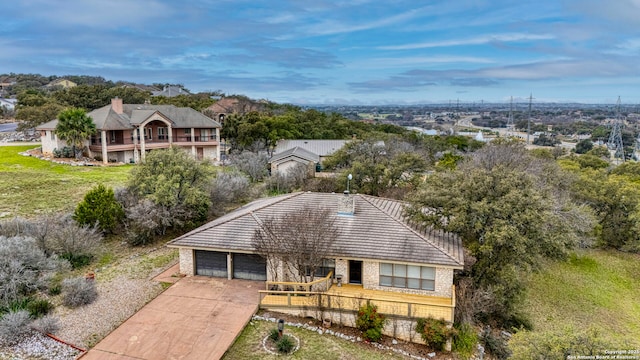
[0,145,132,217]
[524,249,640,346]
[223,320,408,360]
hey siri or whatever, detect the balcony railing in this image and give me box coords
[174,135,218,142]
[258,284,456,322]
[90,136,170,146]
[265,271,334,293]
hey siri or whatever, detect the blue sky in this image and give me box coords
[2,0,639,104]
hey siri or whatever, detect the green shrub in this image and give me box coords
[74,184,124,234]
[276,334,295,353]
[356,304,386,342]
[48,274,63,296]
[53,146,73,158]
[26,298,54,318]
[453,323,478,360]
[416,317,451,351]
[269,327,280,342]
[62,277,98,307]
[7,297,31,313]
[60,253,93,269]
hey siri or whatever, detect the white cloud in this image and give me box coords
[303,5,433,36]
[380,33,555,50]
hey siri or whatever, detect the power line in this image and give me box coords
[607,96,625,163]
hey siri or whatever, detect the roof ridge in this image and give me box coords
[168,192,304,244]
[358,195,462,266]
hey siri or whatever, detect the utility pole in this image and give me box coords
[527,93,534,145]
[506,96,514,137]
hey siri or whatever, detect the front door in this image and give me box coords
[348,260,362,284]
[196,147,204,160]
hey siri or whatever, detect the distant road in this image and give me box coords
[0,122,18,132]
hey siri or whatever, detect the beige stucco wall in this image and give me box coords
[179,248,194,276]
[202,145,219,161]
[40,130,64,154]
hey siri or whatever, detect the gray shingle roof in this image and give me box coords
[269,146,320,164]
[168,192,463,268]
[274,140,348,157]
[36,103,221,131]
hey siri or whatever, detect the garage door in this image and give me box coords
[233,254,267,281]
[195,250,227,277]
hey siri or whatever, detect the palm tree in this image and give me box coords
[55,108,97,159]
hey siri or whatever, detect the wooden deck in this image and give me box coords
[259,284,455,322]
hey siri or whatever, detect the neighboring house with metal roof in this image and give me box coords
[36,98,221,164]
[168,191,463,302]
[269,139,349,174]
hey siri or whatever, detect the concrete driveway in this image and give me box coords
[81,270,261,360]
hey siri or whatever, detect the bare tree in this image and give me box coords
[230,151,269,182]
[253,206,340,283]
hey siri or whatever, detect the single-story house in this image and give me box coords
[269,146,319,176]
[36,98,222,164]
[269,139,349,175]
[168,191,463,307]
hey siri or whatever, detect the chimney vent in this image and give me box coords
[337,191,355,216]
[111,97,123,114]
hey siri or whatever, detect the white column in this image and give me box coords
[191,127,196,156]
[167,124,173,146]
[215,128,221,161]
[100,130,108,164]
[227,253,233,280]
[140,125,146,162]
[132,128,140,163]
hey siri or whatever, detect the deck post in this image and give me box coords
[407,303,412,317]
[287,293,291,306]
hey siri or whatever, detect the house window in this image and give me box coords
[158,127,167,140]
[50,131,55,141]
[145,128,152,140]
[379,263,435,291]
[305,259,335,278]
[110,131,116,143]
[184,128,191,134]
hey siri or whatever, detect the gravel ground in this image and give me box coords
[55,276,163,348]
[0,246,177,359]
[0,332,80,360]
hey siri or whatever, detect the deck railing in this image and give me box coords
[265,271,334,293]
[259,284,456,322]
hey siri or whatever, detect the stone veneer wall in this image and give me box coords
[334,259,348,283]
[179,248,194,276]
[363,261,453,299]
[269,308,430,345]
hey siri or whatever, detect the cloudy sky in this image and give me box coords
[2,0,639,104]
